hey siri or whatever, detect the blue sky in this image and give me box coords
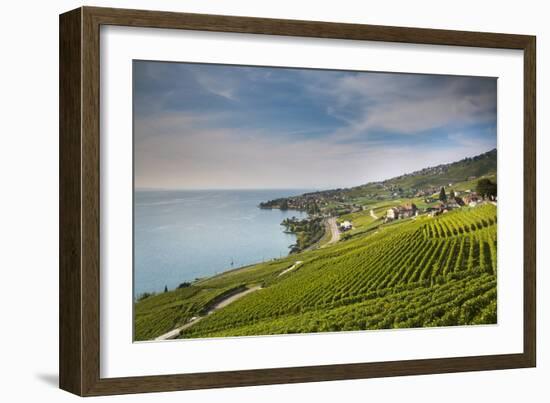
[134,61,497,190]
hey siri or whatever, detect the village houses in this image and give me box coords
[386,203,418,221]
[386,190,493,220]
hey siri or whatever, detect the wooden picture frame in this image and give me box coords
[59,6,536,396]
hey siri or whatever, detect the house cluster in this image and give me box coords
[386,191,493,221]
[386,203,418,221]
[425,203,455,217]
[462,193,483,207]
[434,192,492,215]
[414,187,440,198]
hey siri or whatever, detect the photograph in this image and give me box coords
[132,60,498,342]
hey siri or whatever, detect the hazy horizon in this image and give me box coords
[134,147,496,192]
[134,61,497,190]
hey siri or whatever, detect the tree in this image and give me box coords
[164,285,168,293]
[476,179,497,199]
[439,187,447,202]
[449,189,456,199]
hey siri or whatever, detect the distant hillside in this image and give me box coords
[260,149,497,212]
[366,148,496,191]
[322,148,496,197]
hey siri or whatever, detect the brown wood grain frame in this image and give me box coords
[59,6,536,396]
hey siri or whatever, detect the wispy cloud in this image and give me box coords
[134,61,497,189]
[193,69,240,101]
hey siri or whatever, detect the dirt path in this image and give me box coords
[211,286,262,310]
[155,285,262,341]
[278,261,303,276]
[154,317,204,341]
[325,217,341,246]
[370,209,378,219]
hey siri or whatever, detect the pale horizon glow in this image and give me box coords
[134,61,497,190]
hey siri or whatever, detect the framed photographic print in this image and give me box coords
[59,6,536,396]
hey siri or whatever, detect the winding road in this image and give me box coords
[155,285,262,341]
[325,217,341,246]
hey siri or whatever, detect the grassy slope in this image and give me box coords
[134,285,241,340]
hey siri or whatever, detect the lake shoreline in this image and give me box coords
[134,189,310,296]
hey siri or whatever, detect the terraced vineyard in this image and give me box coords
[183,272,496,337]
[165,204,498,339]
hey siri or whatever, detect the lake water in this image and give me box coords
[134,189,308,296]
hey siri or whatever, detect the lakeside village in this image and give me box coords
[260,178,497,254]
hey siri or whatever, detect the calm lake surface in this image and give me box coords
[134,189,308,296]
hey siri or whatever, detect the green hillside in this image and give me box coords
[334,148,496,197]
[372,148,496,190]
[135,204,497,340]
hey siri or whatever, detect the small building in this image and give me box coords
[463,193,482,207]
[387,208,399,220]
[427,202,450,217]
[340,221,352,231]
[400,203,418,218]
